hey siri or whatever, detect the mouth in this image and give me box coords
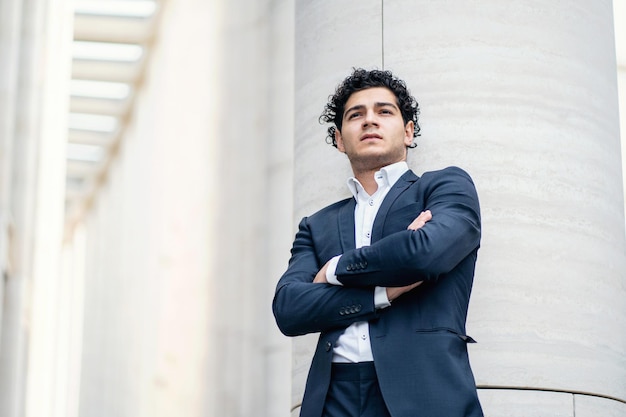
[360,133,382,141]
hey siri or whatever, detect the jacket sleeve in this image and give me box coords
[336,167,481,288]
[272,217,380,337]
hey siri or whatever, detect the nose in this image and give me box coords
[362,109,378,128]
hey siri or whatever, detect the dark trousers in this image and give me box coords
[322,362,392,417]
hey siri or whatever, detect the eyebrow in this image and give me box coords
[343,101,399,118]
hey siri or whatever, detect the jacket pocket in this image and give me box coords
[415,327,477,343]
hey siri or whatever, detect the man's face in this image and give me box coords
[335,87,414,173]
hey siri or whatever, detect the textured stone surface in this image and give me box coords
[575,395,626,417]
[618,0,626,216]
[478,389,573,417]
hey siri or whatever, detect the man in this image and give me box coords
[273,68,483,417]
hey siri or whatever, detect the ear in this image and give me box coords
[335,129,346,153]
[403,121,414,147]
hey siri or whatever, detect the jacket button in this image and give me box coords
[339,308,346,315]
[325,342,332,352]
[356,304,362,312]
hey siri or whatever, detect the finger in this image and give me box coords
[417,210,432,223]
[407,281,420,290]
[312,269,326,283]
[407,220,425,230]
[407,210,432,230]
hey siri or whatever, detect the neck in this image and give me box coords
[352,168,380,195]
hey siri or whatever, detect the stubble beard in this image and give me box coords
[347,146,407,176]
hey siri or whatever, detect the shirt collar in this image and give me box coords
[346,161,409,199]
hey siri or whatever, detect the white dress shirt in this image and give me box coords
[326,161,410,363]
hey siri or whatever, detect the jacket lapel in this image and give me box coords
[371,170,419,242]
[338,198,357,251]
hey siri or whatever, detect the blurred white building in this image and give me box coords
[0,1,625,417]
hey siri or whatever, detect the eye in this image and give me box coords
[380,109,393,115]
[348,112,361,119]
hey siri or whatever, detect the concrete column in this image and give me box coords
[0,0,44,415]
[616,0,626,217]
[75,1,294,416]
[24,0,74,415]
[292,1,626,415]
[0,0,22,315]
[0,1,72,417]
[57,227,87,417]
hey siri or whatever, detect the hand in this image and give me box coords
[313,260,330,283]
[407,210,432,231]
[386,281,423,301]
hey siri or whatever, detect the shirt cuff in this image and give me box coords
[325,255,342,285]
[374,286,391,309]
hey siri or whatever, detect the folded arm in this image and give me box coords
[272,217,382,337]
[336,167,481,288]
[314,210,433,298]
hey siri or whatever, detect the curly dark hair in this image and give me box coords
[319,68,421,148]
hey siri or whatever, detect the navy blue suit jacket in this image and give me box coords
[273,166,483,417]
